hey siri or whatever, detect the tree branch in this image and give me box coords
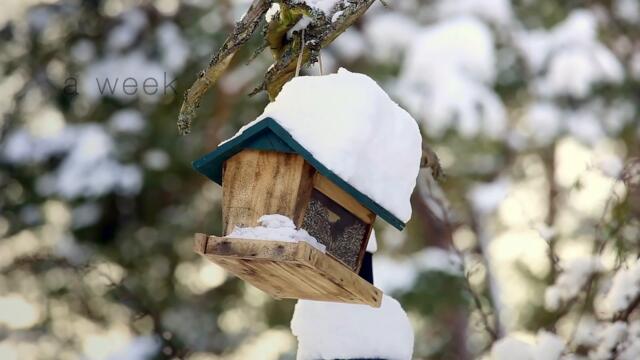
[421,143,444,180]
[469,209,505,338]
[177,0,377,134]
[613,292,640,322]
[543,145,560,279]
[413,170,471,359]
[177,0,270,134]
[261,0,376,99]
[463,267,499,342]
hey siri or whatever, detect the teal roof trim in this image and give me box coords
[192,117,406,230]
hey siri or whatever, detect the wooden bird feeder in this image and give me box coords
[192,118,408,307]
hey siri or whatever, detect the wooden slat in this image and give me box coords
[213,257,279,294]
[194,233,208,254]
[312,173,376,224]
[302,242,382,306]
[196,235,382,307]
[355,224,374,273]
[203,238,335,299]
[204,237,300,262]
[222,150,315,234]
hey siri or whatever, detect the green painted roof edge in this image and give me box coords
[192,117,406,230]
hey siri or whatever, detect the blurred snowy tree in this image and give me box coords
[1,0,639,359]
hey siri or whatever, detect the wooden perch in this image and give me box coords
[195,234,383,307]
[177,0,376,134]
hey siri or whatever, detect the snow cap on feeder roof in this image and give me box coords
[193,68,422,229]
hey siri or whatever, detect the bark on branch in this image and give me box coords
[177,0,376,135]
[260,0,376,99]
[177,0,270,134]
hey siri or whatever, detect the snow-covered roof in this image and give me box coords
[193,69,422,229]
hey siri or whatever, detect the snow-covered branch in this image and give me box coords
[177,0,376,134]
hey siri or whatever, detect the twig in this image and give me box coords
[566,273,597,345]
[613,292,640,322]
[413,170,471,359]
[421,143,445,181]
[469,210,505,338]
[295,28,305,76]
[318,50,324,75]
[543,146,561,279]
[462,265,499,342]
[566,160,639,345]
[104,274,190,358]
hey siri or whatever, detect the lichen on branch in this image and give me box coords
[176,0,377,135]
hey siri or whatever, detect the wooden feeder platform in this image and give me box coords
[194,233,383,307]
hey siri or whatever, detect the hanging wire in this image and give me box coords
[318,50,324,75]
[295,28,305,77]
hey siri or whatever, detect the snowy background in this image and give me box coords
[1,0,640,359]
